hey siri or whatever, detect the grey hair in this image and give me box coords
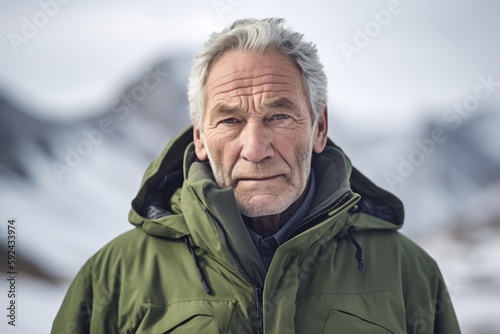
[188,18,328,128]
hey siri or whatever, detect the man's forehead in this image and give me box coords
[206,50,300,86]
[204,50,305,103]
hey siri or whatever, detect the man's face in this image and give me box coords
[194,50,327,217]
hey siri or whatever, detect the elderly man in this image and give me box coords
[52,18,460,333]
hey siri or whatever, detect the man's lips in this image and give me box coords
[236,175,281,182]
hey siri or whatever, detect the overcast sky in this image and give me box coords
[1,0,499,128]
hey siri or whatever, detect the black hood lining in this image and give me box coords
[132,128,193,219]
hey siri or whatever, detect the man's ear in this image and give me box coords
[313,106,328,154]
[193,125,208,161]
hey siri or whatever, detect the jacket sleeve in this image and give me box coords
[432,271,461,334]
[405,263,461,334]
[51,260,93,334]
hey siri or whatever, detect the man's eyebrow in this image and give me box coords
[263,98,295,110]
[213,104,241,115]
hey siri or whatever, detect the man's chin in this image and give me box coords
[236,196,292,218]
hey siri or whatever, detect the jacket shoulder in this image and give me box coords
[88,227,187,280]
[52,228,193,333]
[357,228,460,333]
[359,227,442,288]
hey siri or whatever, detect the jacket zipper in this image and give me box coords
[205,209,264,333]
[253,284,263,334]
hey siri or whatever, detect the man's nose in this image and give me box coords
[240,121,274,163]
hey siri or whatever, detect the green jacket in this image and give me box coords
[52,127,460,333]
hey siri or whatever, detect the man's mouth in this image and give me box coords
[236,175,281,183]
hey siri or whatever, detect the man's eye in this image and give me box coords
[220,118,239,125]
[272,114,290,120]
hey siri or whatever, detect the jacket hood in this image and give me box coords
[128,127,405,238]
[328,139,405,232]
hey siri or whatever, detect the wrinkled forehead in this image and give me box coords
[208,49,300,79]
[204,50,307,102]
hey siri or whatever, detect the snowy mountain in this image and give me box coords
[0,54,192,333]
